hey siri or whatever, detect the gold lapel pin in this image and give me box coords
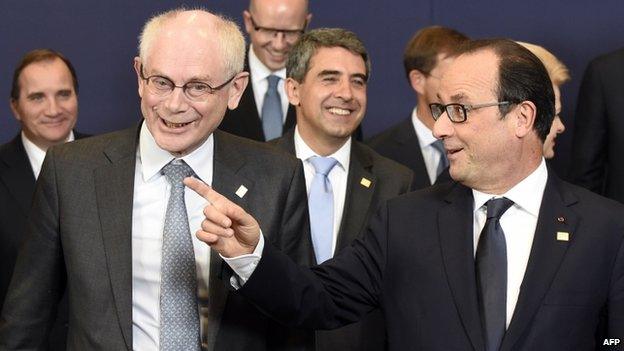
[556,231,569,242]
[235,185,248,199]
[360,177,372,188]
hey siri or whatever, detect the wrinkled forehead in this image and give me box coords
[438,50,499,103]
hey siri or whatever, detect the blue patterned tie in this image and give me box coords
[431,139,449,177]
[476,197,514,351]
[160,159,201,350]
[261,75,283,141]
[308,156,338,264]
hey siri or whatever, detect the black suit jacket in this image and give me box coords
[0,126,309,351]
[0,131,88,351]
[240,174,624,351]
[367,117,450,190]
[218,57,296,142]
[570,48,624,204]
[270,130,413,351]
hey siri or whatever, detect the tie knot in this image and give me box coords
[162,159,194,187]
[267,75,280,90]
[485,197,514,219]
[309,156,338,176]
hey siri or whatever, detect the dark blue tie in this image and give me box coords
[261,75,283,141]
[476,197,514,351]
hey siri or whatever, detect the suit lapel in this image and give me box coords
[0,135,36,215]
[438,184,485,351]
[501,175,578,351]
[336,143,376,252]
[94,127,138,349]
[206,131,253,349]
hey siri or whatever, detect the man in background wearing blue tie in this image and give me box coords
[269,28,412,350]
[219,0,311,141]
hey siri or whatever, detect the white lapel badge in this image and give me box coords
[556,231,569,242]
[235,185,248,198]
[360,177,372,188]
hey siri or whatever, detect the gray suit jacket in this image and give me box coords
[0,125,309,351]
[270,129,413,351]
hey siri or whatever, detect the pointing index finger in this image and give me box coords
[183,177,220,204]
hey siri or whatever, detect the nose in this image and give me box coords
[45,98,61,117]
[432,111,453,140]
[334,78,354,101]
[164,86,190,113]
[555,116,566,134]
[272,33,288,51]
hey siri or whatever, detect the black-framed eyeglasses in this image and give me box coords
[139,64,236,101]
[249,15,306,41]
[429,101,512,123]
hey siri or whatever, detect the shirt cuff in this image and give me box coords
[221,234,265,289]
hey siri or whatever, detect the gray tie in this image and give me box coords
[160,159,201,350]
[261,75,283,141]
[476,197,514,351]
[431,139,449,177]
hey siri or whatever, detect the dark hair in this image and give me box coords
[286,28,370,82]
[403,26,468,79]
[10,49,79,100]
[456,38,554,141]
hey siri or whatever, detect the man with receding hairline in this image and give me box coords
[219,0,311,141]
[0,8,309,351]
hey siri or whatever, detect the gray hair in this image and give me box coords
[286,28,370,82]
[138,7,245,77]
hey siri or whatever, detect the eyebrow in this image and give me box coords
[318,70,368,82]
[148,68,213,83]
[26,92,44,99]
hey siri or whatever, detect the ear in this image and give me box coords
[513,100,537,138]
[9,99,22,122]
[285,77,301,106]
[227,72,250,110]
[133,57,145,98]
[305,13,313,28]
[408,69,426,95]
[242,10,253,34]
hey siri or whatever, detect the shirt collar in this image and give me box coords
[293,125,351,172]
[138,123,214,184]
[472,158,548,217]
[248,45,287,83]
[21,130,74,178]
[411,106,437,148]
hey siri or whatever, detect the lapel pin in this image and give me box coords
[557,216,566,223]
[235,185,248,199]
[556,231,569,242]
[360,177,372,188]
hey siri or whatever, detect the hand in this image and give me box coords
[184,177,260,257]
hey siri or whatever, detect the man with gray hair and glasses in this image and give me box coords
[0,8,309,351]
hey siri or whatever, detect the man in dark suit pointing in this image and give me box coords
[188,39,624,350]
[0,8,308,351]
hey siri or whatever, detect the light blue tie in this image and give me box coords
[308,156,338,264]
[431,139,449,177]
[160,159,201,350]
[261,75,283,141]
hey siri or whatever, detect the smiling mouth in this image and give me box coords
[161,118,192,129]
[327,107,352,116]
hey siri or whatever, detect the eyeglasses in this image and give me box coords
[429,101,512,123]
[249,15,306,41]
[139,65,236,101]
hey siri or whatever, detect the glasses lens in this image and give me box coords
[430,104,443,120]
[448,104,465,122]
[148,76,173,94]
[185,82,211,99]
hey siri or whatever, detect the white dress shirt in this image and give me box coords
[21,131,74,179]
[294,126,351,256]
[248,46,289,120]
[472,158,548,328]
[411,107,444,184]
[132,124,213,350]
